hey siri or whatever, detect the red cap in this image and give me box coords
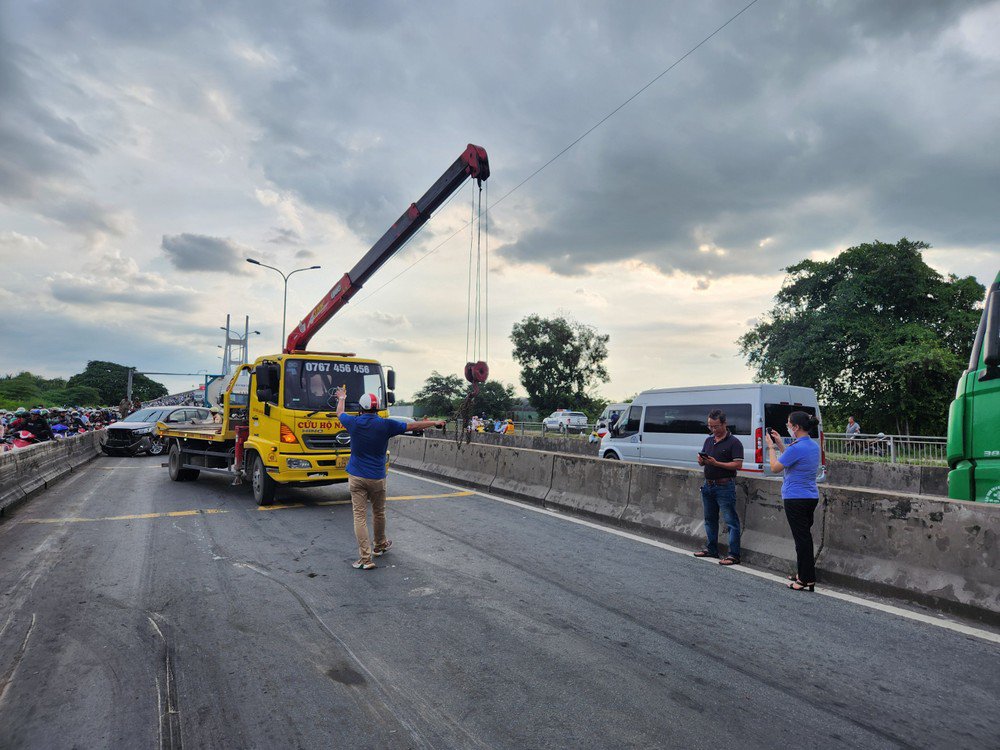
[358,393,379,411]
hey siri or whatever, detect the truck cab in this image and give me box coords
[947,271,1000,503]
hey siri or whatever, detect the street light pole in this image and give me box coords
[246,258,322,349]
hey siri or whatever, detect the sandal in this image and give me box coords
[787,574,801,582]
[693,549,719,558]
[787,580,815,592]
[718,555,741,566]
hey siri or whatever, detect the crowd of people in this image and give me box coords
[0,406,121,450]
[467,415,516,434]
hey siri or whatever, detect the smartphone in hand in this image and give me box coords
[698,451,710,459]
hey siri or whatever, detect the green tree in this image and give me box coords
[0,373,44,404]
[510,314,610,417]
[471,380,517,418]
[412,371,465,417]
[67,361,168,405]
[737,238,984,434]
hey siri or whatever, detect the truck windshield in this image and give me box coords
[283,359,384,412]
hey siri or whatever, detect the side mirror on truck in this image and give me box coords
[254,363,280,404]
[981,287,1000,380]
[386,368,396,391]
[387,392,396,405]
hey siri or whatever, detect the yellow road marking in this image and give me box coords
[25,509,230,524]
[21,491,472,524]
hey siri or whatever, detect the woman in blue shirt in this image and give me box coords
[766,410,821,591]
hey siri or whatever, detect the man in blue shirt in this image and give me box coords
[335,387,444,570]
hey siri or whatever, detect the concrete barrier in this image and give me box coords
[739,478,825,571]
[0,432,103,516]
[491,447,554,503]
[451,442,501,488]
[419,438,459,480]
[390,435,427,470]
[826,459,948,497]
[622,464,715,548]
[817,487,1000,618]
[397,440,1000,622]
[545,453,632,520]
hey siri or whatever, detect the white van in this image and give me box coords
[599,383,826,481]
[597,402,629,427]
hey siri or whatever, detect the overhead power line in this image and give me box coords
[349,0,761,309]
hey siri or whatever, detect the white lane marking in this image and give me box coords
[390,468,1000,646]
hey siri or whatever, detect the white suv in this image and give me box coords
[542,410,589,434]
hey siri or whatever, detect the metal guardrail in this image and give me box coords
[823,432,947,465]
[466,424,949,465]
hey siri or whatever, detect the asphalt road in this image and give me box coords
[0,456,997,749]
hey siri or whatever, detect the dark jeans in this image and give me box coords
[700,481,740,558]
[784,498,819,583]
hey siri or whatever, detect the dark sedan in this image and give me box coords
[102,406,213,456]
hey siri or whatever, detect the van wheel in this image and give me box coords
[251,454,276,506]
[602,452,619,460]
[168,442,200,481]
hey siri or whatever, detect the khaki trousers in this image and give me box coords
[349,475,387,564]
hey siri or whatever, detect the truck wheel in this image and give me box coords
[168,442,200,481]
[251,454,276,506]
[602,451,619,460]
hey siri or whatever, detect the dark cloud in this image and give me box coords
[4,0,998,285]
[267,227,302,245]
[161,234,254,273]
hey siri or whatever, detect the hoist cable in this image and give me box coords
[465,184,475,363]
[346,0,760,311]
[479,182,490,362]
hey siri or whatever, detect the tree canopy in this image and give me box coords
[67,361,168,405]
[471,380,517,418]
[412,371,465,417]
[0,368,135,409]
[737,238,984,434]
[510,314,609,417]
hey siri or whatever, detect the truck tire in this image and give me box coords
[251,453,276,506]
[602,451,619,460]
[168,442,200,481]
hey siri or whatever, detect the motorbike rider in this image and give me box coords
[8,407,29,433]
[22,409,55,442]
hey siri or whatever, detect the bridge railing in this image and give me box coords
[824,432,947,465]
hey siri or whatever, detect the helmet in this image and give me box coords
[357,393,379,411]
[14,407,26,416]
[29,408,41,415]
[40,409,49,416]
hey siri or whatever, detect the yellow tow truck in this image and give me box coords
[158,144,490,504]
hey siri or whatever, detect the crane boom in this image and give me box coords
[284,144,490,353]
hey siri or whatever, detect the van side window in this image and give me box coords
[765,404,819,438]
[644,403,751,435]
[621,405,642,436]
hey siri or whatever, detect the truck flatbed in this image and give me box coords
[157,422,230,442]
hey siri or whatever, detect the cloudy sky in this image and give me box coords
[1,0,998,402]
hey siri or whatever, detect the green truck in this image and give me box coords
[947,270,1000,503]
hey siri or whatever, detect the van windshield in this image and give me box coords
[284,360,383,412]
[764,404,819,438]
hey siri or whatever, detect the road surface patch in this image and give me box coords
[19,491,472,525]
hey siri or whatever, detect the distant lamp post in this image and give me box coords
[246,258,321,349]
